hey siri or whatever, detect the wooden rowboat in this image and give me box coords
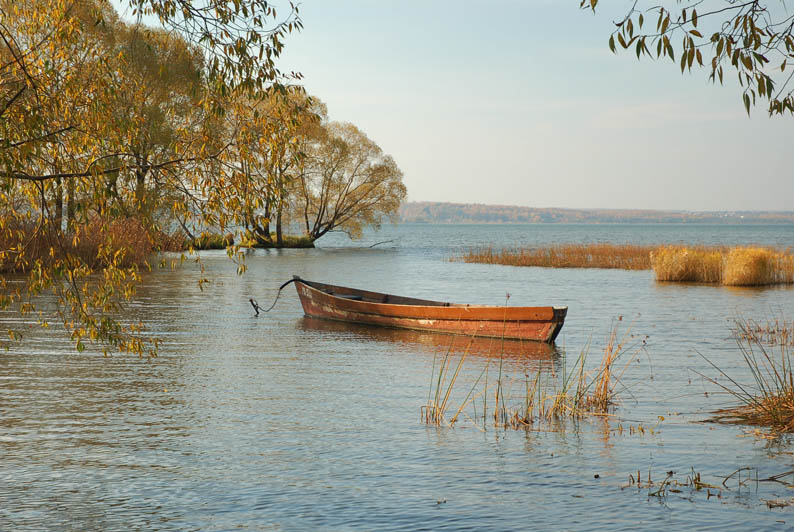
[293,276,567,343]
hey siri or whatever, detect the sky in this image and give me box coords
[113,1,794,211]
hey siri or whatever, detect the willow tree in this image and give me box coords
[224,90,320,248]
[582,0,794,115]
[0,0,300,355]
[294,121,406,242]
[104,25,206,219]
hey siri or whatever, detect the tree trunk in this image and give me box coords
[66,177,75,229]
[135,169,146,214]
[252,216,272,245]
[54,177,63,230]
[276,203,283,247]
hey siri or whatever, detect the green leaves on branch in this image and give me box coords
[585,1,794,116]
[127,0,301,94]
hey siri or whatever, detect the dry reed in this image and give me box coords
[454,244,654,270]
[704,319,794,433]
[652,246,794,286]
[422,323,644,430]
[454,243,794,287]
[649,246,724,283]
[735,318,794,346]
[722,247,794,286]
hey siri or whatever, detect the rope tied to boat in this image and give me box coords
[250,278,298,316]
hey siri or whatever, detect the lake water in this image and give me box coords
[2,223,794,531]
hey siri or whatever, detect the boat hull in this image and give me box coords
[293,277,566,343]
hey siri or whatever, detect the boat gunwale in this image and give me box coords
[294,277,568,322]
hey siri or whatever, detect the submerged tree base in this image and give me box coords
[190,233,235,250]
[165,232,317,251]
[241,235,316,249]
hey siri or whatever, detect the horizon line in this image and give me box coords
[401,200,794,215]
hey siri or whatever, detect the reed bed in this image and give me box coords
[454,244,654,270]
[704,319,794,433]
[421,323,644,430]
[453,243,794,286]
[723,247,794,286]
[649,245,724,283]
[651,246,794,285]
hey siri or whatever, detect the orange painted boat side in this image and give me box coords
[292,276,567,343]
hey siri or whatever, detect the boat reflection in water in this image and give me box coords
[298,316,562,363]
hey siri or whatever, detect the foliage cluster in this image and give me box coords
[236,98,406,248]
[583,0,794,115]
[1,0,404,355]
[190,233,235,250]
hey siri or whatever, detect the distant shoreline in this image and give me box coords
[400,201,794,225]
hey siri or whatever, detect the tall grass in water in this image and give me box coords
[455,243,794,286]
[421,342,476,426]
[497,324,635,428]
[422,323,644,429]
[455,244,654,270]
[722,247,794,286]
[735,318,794,346]
[649,246,723,283]
[704,319,794,433]
[651,246,794,286]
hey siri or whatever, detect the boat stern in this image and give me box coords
[548,306,568,343]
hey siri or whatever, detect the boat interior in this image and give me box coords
[295,277,567,314]
[296,277,462,307]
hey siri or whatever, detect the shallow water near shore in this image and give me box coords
[2,223,794,531]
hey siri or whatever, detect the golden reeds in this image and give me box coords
[454,243,654,270]
[422,323,644,430]
[514,323,636,425]
[723,247,794,285]
[421,343,472,426]
[735,318,794,346]
[652,245,794,286]
[649,246,723,283]
[703,319,794,433]
[454,243,794,286]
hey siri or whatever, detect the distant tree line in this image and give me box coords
[400,202,794,224]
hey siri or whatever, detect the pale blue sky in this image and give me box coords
[114,1,793,211]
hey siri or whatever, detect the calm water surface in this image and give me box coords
[2,224,794,531]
